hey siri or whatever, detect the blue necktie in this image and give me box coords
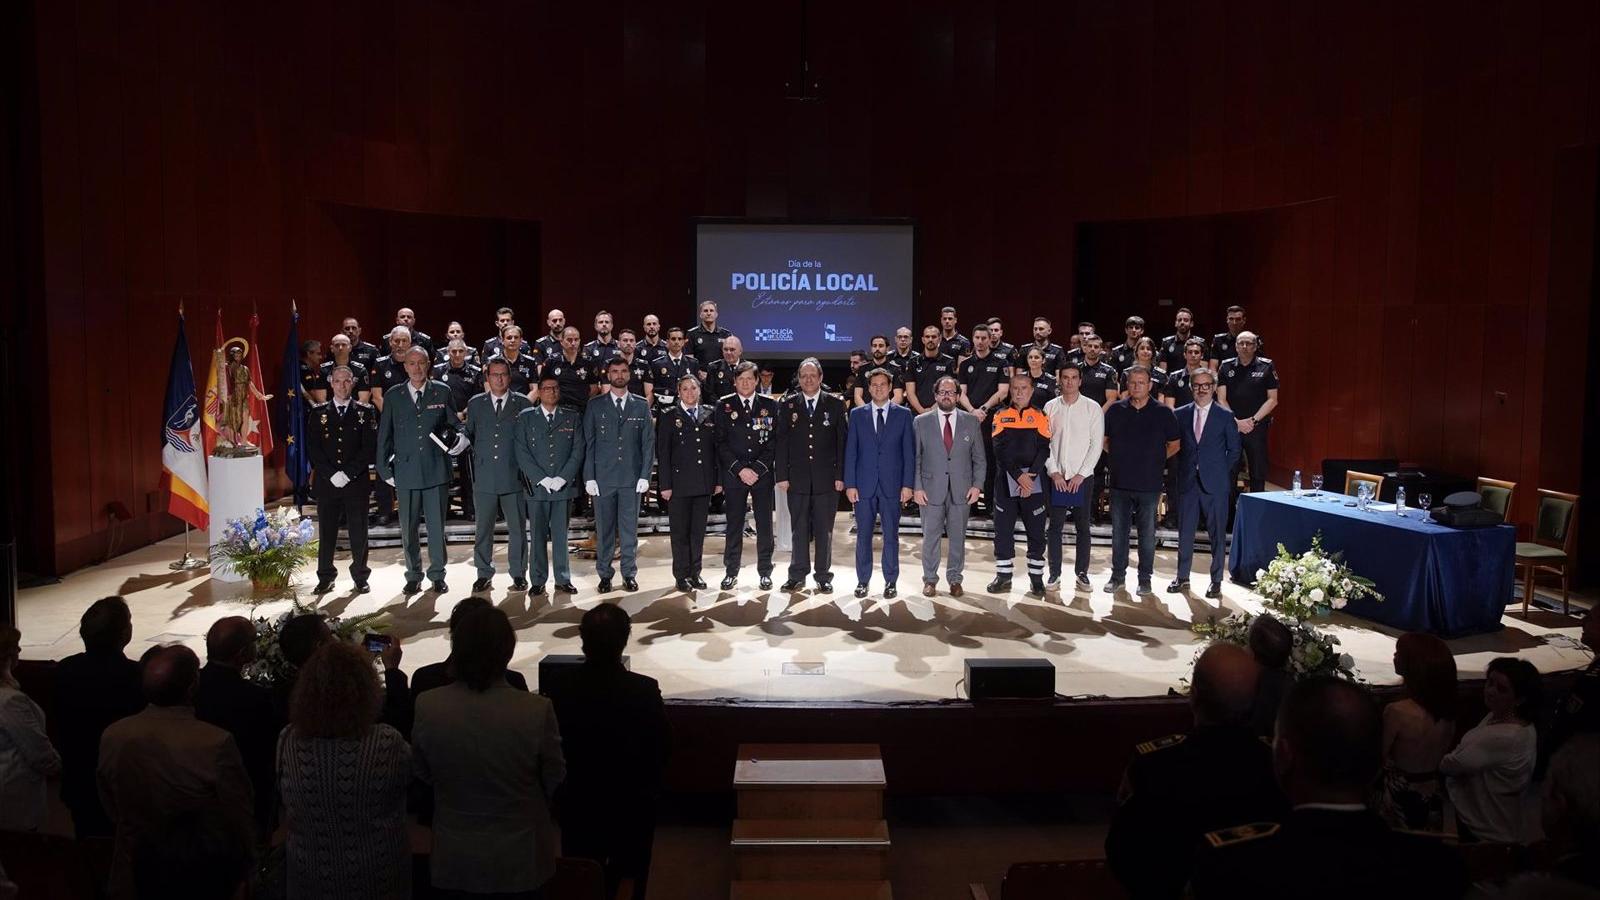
[876,408,884,434]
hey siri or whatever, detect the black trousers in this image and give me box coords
[787,488,839,582]
[315,485,371,582]
[1046,473,1095,579]
[992,475,1048,581]
[1237,419,1271,493]
[723,475,775,576]
[667,493,710,579]
[372,475,395,521]
[562,810,655,900]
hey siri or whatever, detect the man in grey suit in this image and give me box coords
[913,376,986,596]
[463,359,534,594]
[378,346,468,594]
[516,375,583,596]
[583,358,655,593]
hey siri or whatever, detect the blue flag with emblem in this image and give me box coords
[280,302,310,508]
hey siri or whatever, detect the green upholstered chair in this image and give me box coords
[1476,477,1516,520]
[1514,489,1578,615]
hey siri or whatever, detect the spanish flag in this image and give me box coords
[244,310,274,457]
[201,307,224,456]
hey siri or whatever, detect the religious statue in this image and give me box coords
[213,338,273,457]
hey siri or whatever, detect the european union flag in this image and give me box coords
[280,305,310,507]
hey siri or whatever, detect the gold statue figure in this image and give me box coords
[213,338,273,457]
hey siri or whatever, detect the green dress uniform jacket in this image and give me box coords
[514,405,584,500]
[377,379,460,488]
[463,391,534,495]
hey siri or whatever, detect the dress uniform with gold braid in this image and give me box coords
[773,389,847,590]
[305,398,377,590]
[463,389,534,589]
[713,390,780,587]
[656,401,719,587]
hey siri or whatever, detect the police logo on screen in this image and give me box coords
[824,323,854,343]
[753,328,795,343]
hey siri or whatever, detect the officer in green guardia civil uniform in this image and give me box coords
[463,358,534,594]
[377,346,468,594]
[515,374,584,596]
[583,357,656,594]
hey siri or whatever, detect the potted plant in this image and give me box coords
[210,506,318,593]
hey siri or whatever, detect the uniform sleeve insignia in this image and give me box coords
[1135,733,1186,755]
[1203,822,1279,848]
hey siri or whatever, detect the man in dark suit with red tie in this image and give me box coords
[1170,367,1240,598]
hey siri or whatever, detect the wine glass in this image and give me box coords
[1418,492,1431,513]
[1310,474,1323,497]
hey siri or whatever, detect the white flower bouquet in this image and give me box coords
[1252,532,1381,621]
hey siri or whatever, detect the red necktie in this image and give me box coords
[943,414,953,453]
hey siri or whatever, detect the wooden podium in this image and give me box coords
[206,454,265,582]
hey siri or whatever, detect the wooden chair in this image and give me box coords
[1344,470,1384,498]
[1514,489,1579,615]
[1475,476,1517,520]
[970,859,1126,900]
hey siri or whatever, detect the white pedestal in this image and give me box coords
[207,454,266,582]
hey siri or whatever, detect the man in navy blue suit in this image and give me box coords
[1170,367,1240,598]
[844,367,916,599]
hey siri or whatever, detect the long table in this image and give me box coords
[1227,491,1515,637]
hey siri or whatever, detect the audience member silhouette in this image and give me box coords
[97,645,253,900]
[548,604,671,899]
[277,640,412,900]
[52,596,145,838]
[0,624,62,832]
[193,615,281,835]
[413,605,565,899]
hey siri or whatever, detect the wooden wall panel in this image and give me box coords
[19,0,1599,573]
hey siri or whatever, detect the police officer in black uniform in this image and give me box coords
[652,327,699,413]
[686,299,734,371]
[1190,678,1467,900]
[1018,347,1058,407]
[853,335,899,406]
[1021,316,1068,374]
[775,358,847,593]
[480,307,517,360]
[1216,331,1278,494]
[714,361,779,590]
[581,310,619,371]
[342,317,383,372]
[1063,320,1096,369]
[906,325,956,414]
[1160,307,1200,373]
[602,329,653,402]
[657,374,719,591]
[985,317,1016,365]
[957,324,1011,514]
[533,308,565,361]
[937,306,973,361]
[299,339,324,401]
[319,334,371,403]
[394,307,434,359]
[433,340,485,518]
[1164,336,1210,408]
[1109,316,1145,373]
[705,334,752,401]
[885,327,919,400]
[637,314,667,365]
[1209,304,1265,369]
[1075,334,1121,409]
[434,322,480,367]
[1105,643,1286,899]
[542,325,594,413]
[488,325,540,395]
[306,365,378,593]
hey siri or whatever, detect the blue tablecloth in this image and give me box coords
[1228,491,1514,637]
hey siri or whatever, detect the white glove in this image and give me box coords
[384,476,396,487]
[635,478,650,493]
[329,471,350,488]
[448,434,470,456]
[585,480,600,496]
[548,476,566,492]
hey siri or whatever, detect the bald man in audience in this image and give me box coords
[1106,643,1285,900]
[1191,678,1467,899]
[98,646,254,899]
[194,616,281,835]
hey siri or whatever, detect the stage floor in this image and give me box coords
[17,526,1592,702]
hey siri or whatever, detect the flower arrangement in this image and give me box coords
[210,506,317,592]
[1251,532,1382,621]
[244,598,386,688]
[1193,611,1360,681]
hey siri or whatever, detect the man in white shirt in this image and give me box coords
[1043,366,1104,591]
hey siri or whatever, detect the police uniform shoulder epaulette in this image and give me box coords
[310,400,330,410]
[1256,356,1273,365]
[468,390,489,403]
[1203,822,1279,848]
[719,392,739,403]
[353,400,374,410]
[1135,733,1186,755]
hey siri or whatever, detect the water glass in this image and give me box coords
[1310,474,1323,496]
[1418,492,1431,513]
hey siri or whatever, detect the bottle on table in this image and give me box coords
[1291,470,1301,497]
[1395,485,1406,516]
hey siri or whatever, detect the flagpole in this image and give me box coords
[169,523,208,571]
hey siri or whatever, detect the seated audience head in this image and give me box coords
[142,645,201,707]
[290,641,381,739]
[1274,678,1382,803]
[278,613,333,669]
[1247,615,1293,671]
[204,616,257,668]
[1393,632,1458,721]
[579,603,631,665]
[1485,657,1542,723]
[0,624,19,687]
[81,595,134,654]
[1190,642,1259,728]
[451,605,516,691]
[132,809,252,900]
